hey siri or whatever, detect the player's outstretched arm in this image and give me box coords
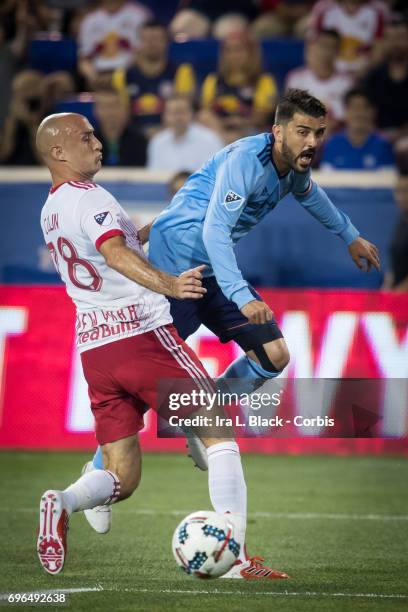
[100,235,207,299]
[293,179,360,246]
[348,237,381,272]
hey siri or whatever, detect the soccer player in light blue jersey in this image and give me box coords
[147,88,380,384]
[88,90,380,571]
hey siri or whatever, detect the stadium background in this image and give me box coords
[0,0,407,455]
[0,169,407,454]
[0,2,407,608]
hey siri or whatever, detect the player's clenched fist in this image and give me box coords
[241,300,274,325]
[171,265,207,299]
[348,237,380,272]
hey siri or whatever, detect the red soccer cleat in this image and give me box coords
[37,490,69,575]
[221,556,290,580]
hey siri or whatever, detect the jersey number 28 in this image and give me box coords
[47,237,102,291]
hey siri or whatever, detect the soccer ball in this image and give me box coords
[172,510,240,578]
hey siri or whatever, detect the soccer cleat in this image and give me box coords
[81,461,112,534]
[183,428,208,471]
[221,556,290,580]
[37,490,69,575]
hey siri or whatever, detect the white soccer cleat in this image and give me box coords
[81,461,112,534]
[37,490,69,575]
[183,429,208,471]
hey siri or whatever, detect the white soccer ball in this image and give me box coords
[172,510,240,578]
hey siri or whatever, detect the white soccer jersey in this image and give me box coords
[40,180,172,352]
[78,2,151,72]
[285,68,353,121]
[311,0,387,74]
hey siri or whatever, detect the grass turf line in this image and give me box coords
[0,452,407,612]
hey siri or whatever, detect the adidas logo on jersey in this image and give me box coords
[94,212,113,226]
[223,191,244,211]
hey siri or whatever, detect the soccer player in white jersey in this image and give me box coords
[35,112,288,580]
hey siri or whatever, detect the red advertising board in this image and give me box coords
[0,286,407,454]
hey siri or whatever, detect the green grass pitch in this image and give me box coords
[0,451,407,611]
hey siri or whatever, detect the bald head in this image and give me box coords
[36,113,102,181]
[36,113,87,159]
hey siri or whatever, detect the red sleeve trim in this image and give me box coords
[95,229,125,251]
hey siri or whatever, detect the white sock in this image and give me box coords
[62,469,120,514]
[207,441,247,562]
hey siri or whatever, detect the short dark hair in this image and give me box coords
[275,89,327,124]
[344,87,372,107]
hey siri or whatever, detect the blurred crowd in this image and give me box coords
[0,0,407,288]
[1,0,407,170]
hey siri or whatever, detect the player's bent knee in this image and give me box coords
[267,343,290,372]
[237,328,289,375]
[261,338,290,372]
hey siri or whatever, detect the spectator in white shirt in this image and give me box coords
[285,29,353,127]
[147,94,224,172]
[78,0,151,87]
[309,0,388,75]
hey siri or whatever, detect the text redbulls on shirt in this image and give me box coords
[40,180,172,352]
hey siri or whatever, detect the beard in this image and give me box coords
[281,140,316,173]
[281,140,298,169]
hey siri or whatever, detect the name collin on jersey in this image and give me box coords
[43,213,59,235]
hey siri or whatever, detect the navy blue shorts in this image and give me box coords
[168,276,283,346]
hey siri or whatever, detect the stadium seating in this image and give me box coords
[53,94,96,124]
[29,36,304,91]
[170,39,304,88]
[29,36,77,75]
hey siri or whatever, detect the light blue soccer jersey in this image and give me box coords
[149,133,359,310]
